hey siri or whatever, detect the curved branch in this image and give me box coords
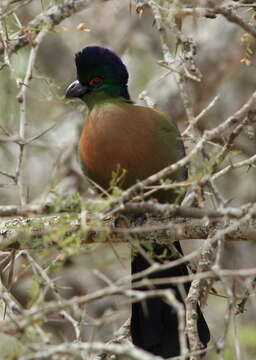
[0,0,98,57]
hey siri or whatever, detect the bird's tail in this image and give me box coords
[130,243,210,358]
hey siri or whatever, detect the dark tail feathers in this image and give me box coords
[131,243,210,358]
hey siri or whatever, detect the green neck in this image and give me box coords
[82,91,128,110]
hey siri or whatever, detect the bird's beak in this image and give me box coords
[65,80,89,98]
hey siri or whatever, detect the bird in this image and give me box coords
[66,46,210,358]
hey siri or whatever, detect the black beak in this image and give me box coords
[65,80,89,98]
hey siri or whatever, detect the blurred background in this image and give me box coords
[1,0,256,359]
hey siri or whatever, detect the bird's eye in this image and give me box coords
[88,77,104,88]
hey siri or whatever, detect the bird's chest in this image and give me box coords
[79,113,155,189]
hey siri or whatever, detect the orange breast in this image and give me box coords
[79,102,185,197]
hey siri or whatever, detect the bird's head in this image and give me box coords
[66,46,130,104]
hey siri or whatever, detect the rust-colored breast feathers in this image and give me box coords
[79,103,183,193]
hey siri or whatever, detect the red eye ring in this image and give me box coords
[88,77,104,88]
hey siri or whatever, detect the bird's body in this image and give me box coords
[79,96,186,197]
[66,46,210,358]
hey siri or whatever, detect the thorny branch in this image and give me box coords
[1,1,256,360]
[16,29,48,205]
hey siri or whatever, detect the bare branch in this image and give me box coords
[0,0,98,57]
